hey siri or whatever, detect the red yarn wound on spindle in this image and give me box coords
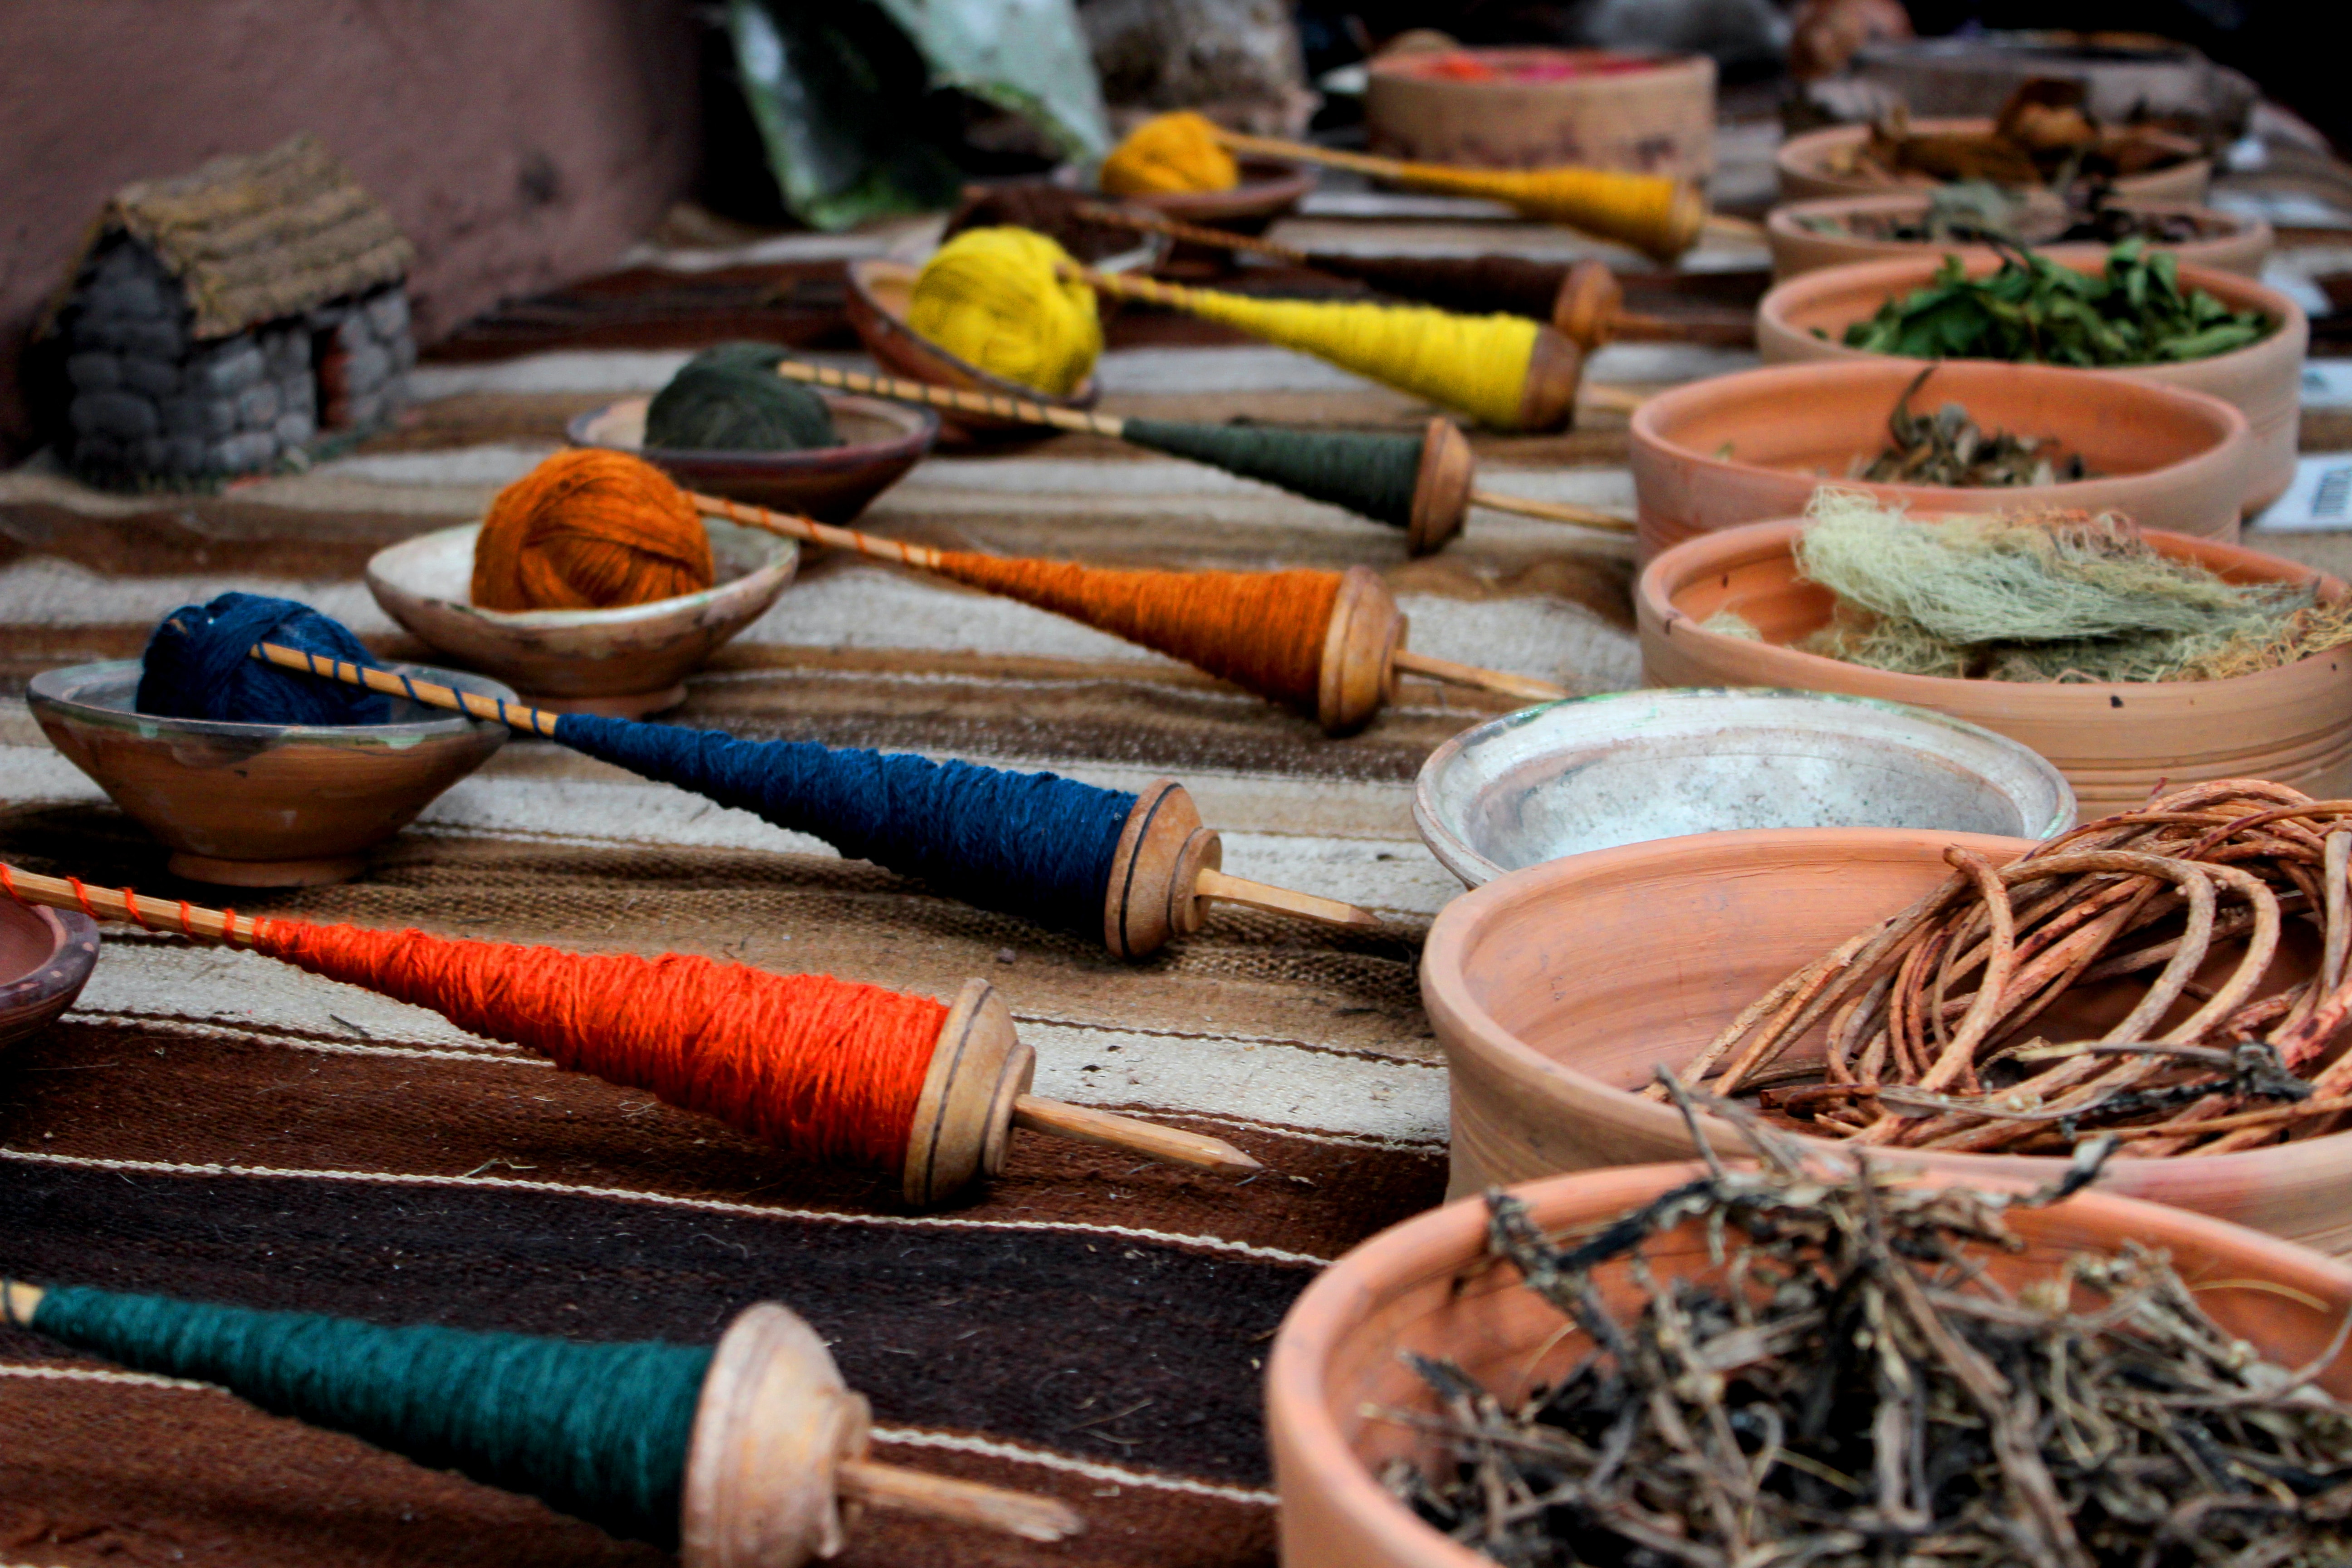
[247,920,945,1171]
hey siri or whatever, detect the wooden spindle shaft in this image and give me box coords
[688,490,941,569]
[1011,1096,1259,1176]
[1193,867,1383,930]
[837,1460,1083,1543]
[1467,488,1636,533]
[1099,779,1382,953]
[0,861,264,944]
[1391,647,1568,704]
[1073,200,1308,265]
[247,643,562,735]
[770,360,1119,438]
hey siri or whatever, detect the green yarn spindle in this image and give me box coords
[1118,418,1427,530]
[646,341,841,453]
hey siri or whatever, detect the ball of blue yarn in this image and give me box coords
[136,591,392,726]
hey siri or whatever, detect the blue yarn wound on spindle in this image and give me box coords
[554,715,1136,936]
[136,591,392,725]
[30,1284,709,1546]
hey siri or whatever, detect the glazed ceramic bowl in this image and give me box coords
[1269,1159,2352,1568]
[1775,118,2210,203]
[1766,192,2272,280]
[566,392,936,521]
[1413,687,2074,887]
[366,517,797,718]
[0,899,99,1053]
[1629,359,2251,559]
[843,257,1100,444]
[29,660,513,887]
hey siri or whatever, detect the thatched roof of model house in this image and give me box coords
[64,134,414,340]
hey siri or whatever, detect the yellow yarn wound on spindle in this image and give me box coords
[1099,111,1240,196]
[907,228,1102,397]
[1384,162,1700,262]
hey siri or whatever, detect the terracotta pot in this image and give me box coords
[29,661,513,888]
[1629,359,2251,560]
[1364,48,1716,179]
[843,258,1099,446]
[1766,193,2272,280]
[1757,253,2306,514]
[1269,1157,2352,1568]
[0,900,99,1055]
[567,392,937,522]
[1421,827,2352,1253]
[1638,519,2352,815]
[1775,118,2210,203]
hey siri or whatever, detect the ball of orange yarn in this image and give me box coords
[473,450,715,612]
[1099,111,1239,196]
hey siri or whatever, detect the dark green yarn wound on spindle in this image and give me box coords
[1304,252,1570,323]
[1119,418,1426,530]
[30,1284,710,1547]
[646,340,841,453]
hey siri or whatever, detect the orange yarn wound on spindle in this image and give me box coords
[930,552,1341,713]
[248,919,944,1171]
[473,450,715,612]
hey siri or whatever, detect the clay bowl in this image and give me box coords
[1630,359,2251,559]
[1421,826,2352,1252]
[1112,157,1314,235]
[843,257,1100,444]
[1269,1157,2352,1568]
[1775,118,2210,203]
[1639,519,2352,815]
[1364,47,1716,181]
[0,899,99,1054]
[29,660,513,888]
[365,518,797,719]
[565,392,936,521]
[1413,687,2073,888]
[1766,192,2273,280]
[1755,253,2309,514]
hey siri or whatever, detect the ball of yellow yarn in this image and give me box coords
[906,227,1102,398]
[1098,111,1240,196]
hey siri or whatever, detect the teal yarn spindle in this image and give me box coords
[1118,418,1427,531]
[646,341,840,452]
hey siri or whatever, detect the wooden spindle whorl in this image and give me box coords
[900,978,1034,1207]
[1317,566,1406,736]
[1406,416,1477,555]
[1515,327,1585,433]
[1102,779,1222,960]
[1553,260,1624,349]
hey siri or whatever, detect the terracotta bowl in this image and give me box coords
[566,392,936,521]
[0,899,99,1054]
[1364,48,1716,180]
[1755,254,2309,514]
[1421,826,2352,1251]
[1775,118,2210,203]
[1112,158,1314,235]
[1269,1158,2352,1568]
[1629,359,2251,560]
[843,257,1100,445]
[1638,519,2352,815]
[29,660,513,888]
[365,518,797,719]
[1766,192,2273,281]
[1413,687,2073,888]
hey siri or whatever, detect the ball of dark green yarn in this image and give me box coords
[645,342,839,452]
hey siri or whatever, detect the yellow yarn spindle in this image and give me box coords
[1362,161,1701,262]
[908,228,1103,397]
[1099,110,1239,195]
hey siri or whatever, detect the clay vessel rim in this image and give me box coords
[846,256,1103,410]
[1766,191,2262,242]
[0,902,99,1005]
[27,659,518,743]
[566,391,940,470]
[1365,44,1701,79]
[365,517,798,632]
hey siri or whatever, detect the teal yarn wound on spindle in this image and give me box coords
[1118,419,1425,530]
[29,1284,710,1547]
[644,341,840,453]
[136,591,392,726]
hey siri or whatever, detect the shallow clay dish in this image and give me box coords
[366,518,797,718]
[1766,192,2272,280]
[1630,359,2251,559]
[1269,1158,2352,1568]
[843,257,1100,444]
[1756,254,2308,514]
[1775,118,2210,203]
[566,392,936,521]
[0,899,99,1053]
[1413,687,2073,887]
[1639,519,2352,814]
[30,660,513,888]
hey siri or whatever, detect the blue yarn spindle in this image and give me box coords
[137,591,391,726]
[23,1283,707,1545]
[554,715,1136,936]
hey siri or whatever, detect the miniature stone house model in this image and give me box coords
[45,135,417,485]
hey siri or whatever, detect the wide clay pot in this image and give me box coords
[843,257,1099,445]
[1638,519,2352,815]
[0,899,99,1054]
[1364,48,1716,179]
[1755,253,2308,514]
[1269,1157,2352,1568]
[1630,359,2250,560]
[1775,118,2210,203]
[1766,192,2272,280]
[567,392,936,522]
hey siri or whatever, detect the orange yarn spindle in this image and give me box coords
[474,450,716,612]
[250,918,942,1171]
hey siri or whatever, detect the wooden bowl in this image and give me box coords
[1755,254,2308,514]
[29,660,513,888]
[1775,118,2210,203]
[1269,1158,2352,1568]
[1112,158,1314,235]
[566,392,936,522]
[843,257,1099,445]
[365,518,798,719]
[1364,47,1716,179]
[1421,827,2352,1253]
[1639,519,2352,815]
[0,899,99,1054]
[1766,193,2273,281]
[1630,359,2252,560]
